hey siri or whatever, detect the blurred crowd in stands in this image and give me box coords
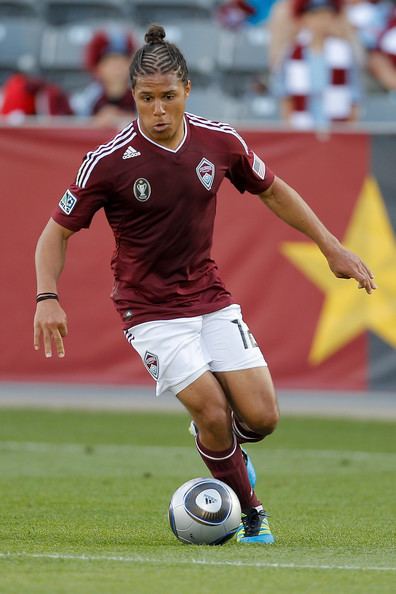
[0,28,137,127]
[0,0,396,128]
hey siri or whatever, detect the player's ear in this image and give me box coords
[185,80,192,98]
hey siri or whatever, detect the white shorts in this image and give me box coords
[124,304,267,397]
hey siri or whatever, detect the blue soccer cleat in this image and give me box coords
[189,421,257,489]
[236,507,275,544]
[241,448,256,490]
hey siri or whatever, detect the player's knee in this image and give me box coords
[196,406,231,440]
[205,408,230,435]
[247,407,279,437]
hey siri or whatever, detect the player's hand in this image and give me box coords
[326,245,377,294]
[33,300,68,358]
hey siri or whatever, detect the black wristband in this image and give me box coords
[36,292,59,303]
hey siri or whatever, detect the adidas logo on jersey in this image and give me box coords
[122,146,141,159]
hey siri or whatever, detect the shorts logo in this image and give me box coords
[196,158,215,191]
[252,152,265,180]
[144,351,159,380]
[59,190,77,215]
[133,178,151,202]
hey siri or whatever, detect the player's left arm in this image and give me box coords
[259,176,377,294]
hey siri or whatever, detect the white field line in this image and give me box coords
[0,551,395,572]
[0,440,395,461]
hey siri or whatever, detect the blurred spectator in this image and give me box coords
[268,0,364,71]
[345,0,391,51]
[243,0,280,24]
[71,29,137,128]
[0,73,72,122]
[216,0,278,30]
[366,6,396,90]
[268,0,298,71]
[272,0,363,128]
[216,0,256,30]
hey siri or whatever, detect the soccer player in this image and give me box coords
[33,24,376,544]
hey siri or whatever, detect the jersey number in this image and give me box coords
[231,319,258,349]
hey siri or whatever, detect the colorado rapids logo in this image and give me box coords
[133,178,151,202]
[196,158,215,191]
[144,351,159,380]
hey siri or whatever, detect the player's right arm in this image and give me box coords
[33,131,114,357]
[34,219,75,358]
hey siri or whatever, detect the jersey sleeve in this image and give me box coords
[51,152,111,232]
[225,131,274,195]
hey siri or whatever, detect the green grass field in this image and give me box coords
[0,407,395,594]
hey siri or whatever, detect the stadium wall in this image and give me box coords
[1,126,395,391]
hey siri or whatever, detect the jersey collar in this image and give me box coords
[137,116,188,153]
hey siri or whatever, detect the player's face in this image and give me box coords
[133,72,191,150]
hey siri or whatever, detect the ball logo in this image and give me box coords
[184,481,231,524]
[196,489,222,513]
[133,178,151,202]
[196,158,215,191]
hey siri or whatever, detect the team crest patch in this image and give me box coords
[196,158,215,191]
[133,178,151,202]
[59,190,77,215]
[144,351,159,380]
[252,152,265,180]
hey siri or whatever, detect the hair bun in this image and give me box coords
[145,24,166,45]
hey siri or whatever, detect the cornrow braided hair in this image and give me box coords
[130,24,189,88]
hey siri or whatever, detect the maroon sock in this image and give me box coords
[195,436,261,513]
[232,413,265,444]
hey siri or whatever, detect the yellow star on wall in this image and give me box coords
[281,177,396,364]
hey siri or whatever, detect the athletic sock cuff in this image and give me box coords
[195,436,237,461]
[232,415,264,442]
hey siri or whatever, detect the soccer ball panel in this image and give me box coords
[168,477,241,545]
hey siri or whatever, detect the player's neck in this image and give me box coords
[138,117,187,151]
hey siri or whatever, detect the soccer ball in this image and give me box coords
[168,477,241,545]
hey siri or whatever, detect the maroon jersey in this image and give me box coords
[53,113,274,328]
